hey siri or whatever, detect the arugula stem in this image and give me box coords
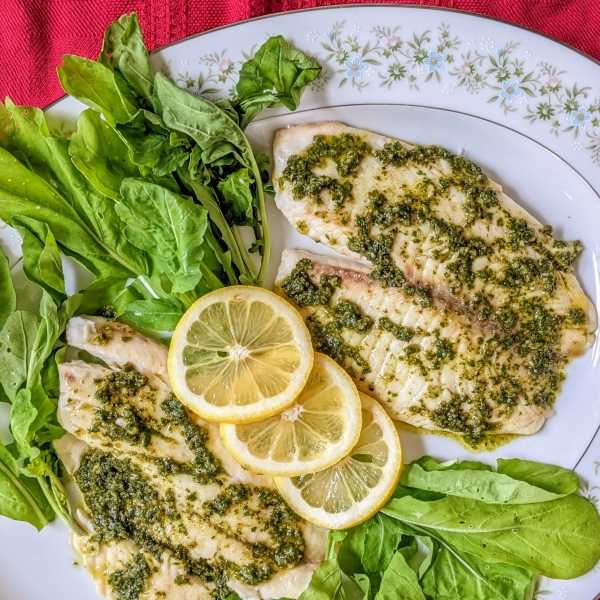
[248,152,271,285]
[137,275,161,299]
[0,461,50,529]
[183,174,249,279]
[36,474,85,536]
[204,225,238,285]
[232,226,258,282]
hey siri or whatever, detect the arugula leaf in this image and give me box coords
[14,216,67,305]
[154,73,270,283]
[10,389,37,453]
[184,174,246,281]
[374,550,425,600]
[78,275,130,315]
[412,456,492,472]
[352,574,372,600]
[339,513,405,575]
[123,297,186,331]
[117,178,209,296]
[69,109,140,200]
[383,493,600,578]
[496,458,580,497]
[0,101,146,278]
[0,311,39,401]
[98,13,154,101]
[116,110,190,176]
[298,559,345,600]
[57,55,138,126]
[0,245,16,329]
[421,546,536,600]
[154,73,254,169]
[401,459,578,504]
[235,36,322,129]
[217,167,255,224]
[0,439,53,530]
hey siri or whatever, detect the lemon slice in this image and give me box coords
[274,393,402,529]
[168,286,313,423]
[220,353,362,476]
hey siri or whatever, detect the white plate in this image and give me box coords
[1,6,600,599]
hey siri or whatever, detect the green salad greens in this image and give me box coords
[298,456,600,600]
[0,13,319,531]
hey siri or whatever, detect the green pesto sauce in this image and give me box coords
[332,299,373,333]
[203,483,250,516]
[281,259,373,374]
[378,317,413,342]
[280,258,340,307]
[76,448,306,600]
[395,420,517,452]
[283,134,586,447]
[427,395,493,445]
[107,554,150,600]
[160,395,222,484]
[91,364,154,447]
[280,133,371,205]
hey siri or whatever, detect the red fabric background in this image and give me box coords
[1,0,599,109]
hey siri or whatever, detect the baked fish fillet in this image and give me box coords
[273,122,596,357]
[55,316,326,600]
[275,249,553,439]
[272,122,596,443]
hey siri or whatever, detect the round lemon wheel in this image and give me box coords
[274,393,402,530]
[220,353,362,477]
[168,286,314,423]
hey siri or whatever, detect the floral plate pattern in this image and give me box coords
[162,18,600,169]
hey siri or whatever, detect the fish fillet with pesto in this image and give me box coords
[54,316,326,600]
[273,122,596,444]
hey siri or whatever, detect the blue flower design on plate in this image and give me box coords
[499,80,522,102]
[423,51,445,72]
[571,107,592,129]
[326,30,334,41]
[345,56,367,78]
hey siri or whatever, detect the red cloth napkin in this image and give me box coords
[2,0,599,109]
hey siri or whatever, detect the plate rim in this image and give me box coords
[43,4,600,110]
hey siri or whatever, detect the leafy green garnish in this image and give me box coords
[0,11,321,532]
[401,456,580,504]
[299,457,600,600]
[234,35,322,128]
[0,247,15,329]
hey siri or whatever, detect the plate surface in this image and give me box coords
[1,6,600,599]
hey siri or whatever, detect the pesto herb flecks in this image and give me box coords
[280,133,371,206]
[108,554,150,600]
[280,258,340,307]
[160,395,222,484]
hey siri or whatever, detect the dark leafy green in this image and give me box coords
[401,456,579,504]
[0,247,15,329]
[98,13,154,101]
[375,550,425,600]
[299,456,600,600]
[69,109,141,200]
[235,35,322,128]
[116,110,190,176]
[123,297,186,332]
[57,55,138,126]
[117,178,211,297]
[421,546,536,600]
[383,492,600,579]
[14,217,67,305]
[0,439,53,530]
[497,458,580,496]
